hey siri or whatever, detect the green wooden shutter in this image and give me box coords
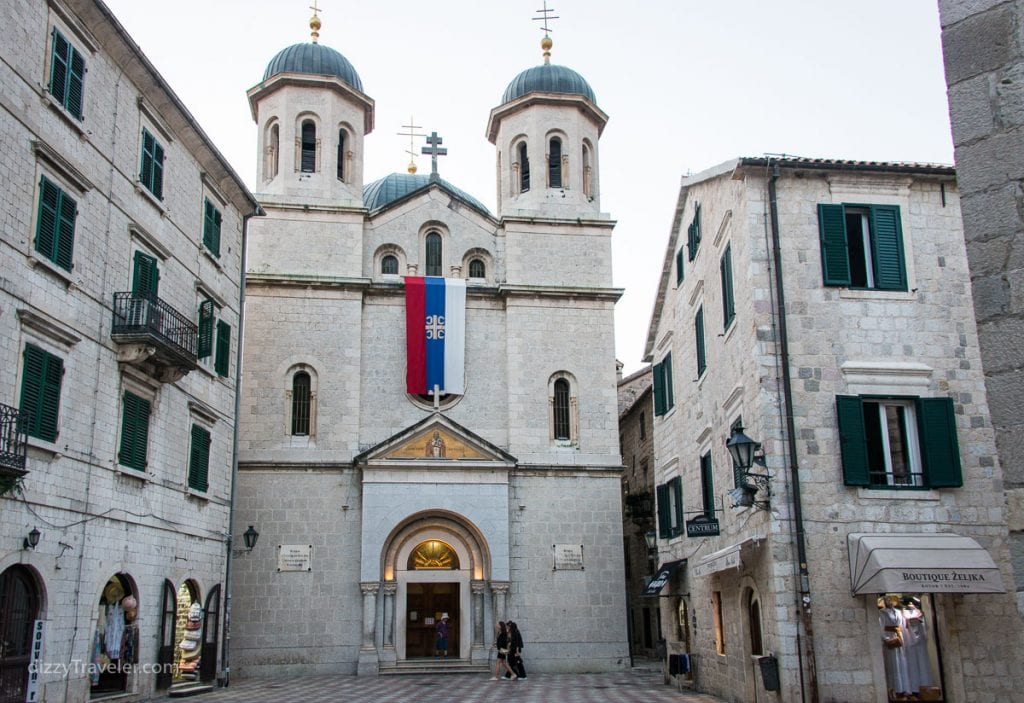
[49,30,69,107]
[141,129,154,188]
[152,140,164,199]
[132,251,159,300]
[653,360,666,416]
[818,204,852,286]
[663,352,674,411]
[56,188,76,271]
[203,199,221,257]
[671,477,684,535]
[701,453,714,517]
[721,245,735,329]
[67,44,85,119]
[35,176,59,263]
[836,395,870,486]
[197,300,214,358]
[917,397,963,488]
[695,307,706,377]
[118,391,151,471]
[675,248,685,285]
[215,320,230,376]
[869,205,907,291]
[19,344,63,442]
[188,424,211,492]
[657,483,671,538]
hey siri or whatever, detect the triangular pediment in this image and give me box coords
[354,413,516,466]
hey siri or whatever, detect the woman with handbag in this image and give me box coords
[507,621,527,679]
[490,621,516,680]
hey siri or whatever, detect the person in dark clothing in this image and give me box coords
[490,621,516,680]
[435,613,450,659]
[505,621,527,679]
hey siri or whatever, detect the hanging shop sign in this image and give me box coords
[685,515,720,537]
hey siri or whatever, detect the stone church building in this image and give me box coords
[230,19,629,676]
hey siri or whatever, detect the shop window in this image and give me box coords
[300,120,317,173]
[381,254,398,275]
[19,343,64,442]
[712,590,725,655]
[695,307,706,377]
[92,574,138,698]
[878,594,942,701]
[836,395,962,489]
[721,244,735,330]
[214,320,231,377]
[187,424,210,492]
[118,390,151,471]
[35,175,77,271]
[48,28,86,119]
[425,232,442,277]
[687,202,701,261]
[202,199,221,258]
[652,352,674,416]
[818,203,907,291]
[139,128,165,199]
[656,476,684,538]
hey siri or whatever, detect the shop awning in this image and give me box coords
[644,560,686,596]
[847,533,1006,595]
[692,535,764,578]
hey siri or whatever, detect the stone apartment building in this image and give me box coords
[617,366,658,660]
[0,1,258,701]
[644,156,1023,702]
[229,19,629,676]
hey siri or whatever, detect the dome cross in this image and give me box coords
[421,131,447,180]
[532,1,560,63]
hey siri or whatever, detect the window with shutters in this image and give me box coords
[548,137,562,188]
[425,232,442,277]
[197,300,214,359]
[720,244,735,330]
[34,175,77,271]
[695,307,707,377]
[48,29,85,120]
[291,372,311,436]
[139,128,165,199]
[836,395,962,489]
[818,203,907,291]
[19,344,64,443]
[700,452,715,519]
[300,120,316,173]
[675,247,685,286]
[656,476,684,538]
[188,424,211,492]
[687,203,701,261]
[202,199,221,258]
[118,390,151,471]
[652,353,674,416]
[131,251,159,300]
[214,320,231,377]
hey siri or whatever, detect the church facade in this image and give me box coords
[231,23,629,676]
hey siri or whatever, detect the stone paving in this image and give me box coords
[150,669,730,703]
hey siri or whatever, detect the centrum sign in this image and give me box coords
[685,515,720,538]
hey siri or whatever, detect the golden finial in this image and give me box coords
[398,116,424,175]
[309,1,322,44]
[532,2,559,64]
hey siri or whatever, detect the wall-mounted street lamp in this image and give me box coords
[22,527,41,550]
[726,427,772,512]
[644,529,658,557]
[231,525,260,557]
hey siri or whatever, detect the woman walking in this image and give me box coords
[507,621,527,679]
[490,621,517,680]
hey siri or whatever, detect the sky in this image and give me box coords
[101,0,955,374]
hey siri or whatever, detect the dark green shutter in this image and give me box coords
[701,453,714,517]
[132,251,159,300]
[203,199,221,257]
[836,395,870,486]
[721,245,735,329]
[917,397,963,487]
[671,477,684,535]
[197,300,214,358]
[870,205,907,291]
[56,188,76,271]
[49,30,69,108]
[653,360,666,416]
[35,176,76,271]
[141,129,164,198]
[20,344,62,442]
[118,391,150,471]
[818,204,851,286]
[152,140,164,198]
[67,44,85,119]
[676,248,685,285]
[215,320,230,376]
[663,352,674,411]
[657,483,671,538]
[188,424,210,492]
[695,307,706,377]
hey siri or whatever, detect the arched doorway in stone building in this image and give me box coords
[382,511,491,661]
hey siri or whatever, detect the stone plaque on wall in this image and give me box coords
[552,543,584,570]
[277,544,313,572]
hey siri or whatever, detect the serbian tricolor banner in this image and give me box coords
[404,276,466,395]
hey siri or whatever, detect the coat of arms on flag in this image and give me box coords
[404,276,466,396]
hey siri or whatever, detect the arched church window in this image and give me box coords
[468,258,485,278]
[425,232,442,277]
[291,371,311,435]
[300,120,316,173]
[336,128,346,181]
[582,142,593,198]
[381,254,398,275]
[518,142,530,193]
[265,122,279,181]
[408,539,460,570]
[549,137,562,188]
[553,378,571,440]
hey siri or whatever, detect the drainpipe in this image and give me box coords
[220,206,262,687]
[766,162,818,703]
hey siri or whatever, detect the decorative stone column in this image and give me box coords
[490,581,510,626]
[380,582,398,665]
[471,580,487,664]
[357,582,380,675]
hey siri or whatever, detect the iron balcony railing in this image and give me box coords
[0,402,28,475]
[111,292,198,363]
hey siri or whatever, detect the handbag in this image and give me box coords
[498,647,509,655]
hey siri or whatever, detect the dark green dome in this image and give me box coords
[263,43,363,91]
[363,173,490,215]
[501,64,596,105]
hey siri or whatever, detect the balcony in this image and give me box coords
[111,292,198,382]
[0,403,28,489]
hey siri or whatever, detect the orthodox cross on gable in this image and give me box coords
[421,131,447,180]
[398,116,425,174]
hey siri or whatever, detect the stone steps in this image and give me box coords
[167,682,215,697]
[379,659,490,676]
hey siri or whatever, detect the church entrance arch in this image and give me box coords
[382,511,490,662]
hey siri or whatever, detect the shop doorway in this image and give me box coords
[172,581,202,685]
[0,566,40,703]
[199,585,220,683]
[91,573,138,699]
[405,583,459,658]
[156,580,176,690]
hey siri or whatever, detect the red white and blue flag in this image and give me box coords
[405,276,466,396]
